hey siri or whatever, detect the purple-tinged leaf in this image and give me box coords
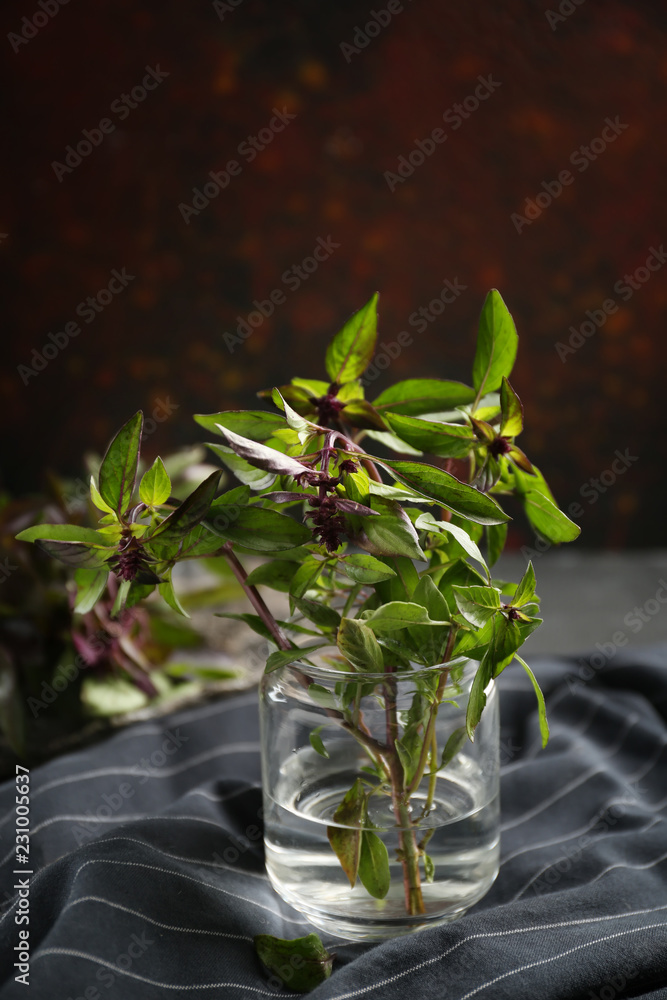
[334,499,379,516]
[215,425,315,478]
[149,471,221,543]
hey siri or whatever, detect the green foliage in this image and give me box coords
[16,287,580,907]
[254,934,334,993]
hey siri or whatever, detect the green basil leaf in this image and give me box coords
[381,460,510,526]
[472,289,518,399]
[500,376,523,436]
[291,377,330,396]
[98,411,143,515]
[466,647,494,738]
[327,778,365,885]
[89,477,116,515]
[358,831,390,899]
[337,617,384,671]
[150,471,221,543]
[520,489,581,543]
[16,523,112,547]
[158,574,189,618]
[373,379,475,415]
[139,457,171,507]
[206,503,311,552]
[359,498,425,560]
[513,561,536,607]
[415,513,488,573]
[453,585,501,628]
[245,560,300,592]
[309,726,330,759]
[440,726,468,768]
[254,933,334,993]
[74,567,108,614]
[340,399,389,431]
[384,413,474,458]
[363,601,448,632]
[293,596,341,630]
[411,574,451,623]
[265,643,327,673]
[215,613,320,641]
[341,553,397,584]
[194,409,286,441]
[515,653,549,748]
[325,293,378,384]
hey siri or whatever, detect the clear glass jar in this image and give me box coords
[259,658,499,941]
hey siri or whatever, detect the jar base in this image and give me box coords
[267,868,498,942]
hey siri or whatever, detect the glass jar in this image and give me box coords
[259,658,499,941]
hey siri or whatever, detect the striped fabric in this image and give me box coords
[1,646,666,999]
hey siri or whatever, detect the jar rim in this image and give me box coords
[276,654,475,684]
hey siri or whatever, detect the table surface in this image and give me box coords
[0,644,666,999]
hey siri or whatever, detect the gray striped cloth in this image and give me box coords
[1,646,666,999]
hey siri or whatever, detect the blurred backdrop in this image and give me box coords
[2,0,665,548]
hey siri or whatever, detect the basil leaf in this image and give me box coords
[358,831,390,899]
[381,460,510,526]
[139,457,171,507]
[500,376,523,436]
[325,293,378,384]
[194,409,285,440]
[327,778,365,885]
[472,289,518,399]
[373,379,475,415]
[337,617,384,671]
[98,411,143,515]
[384,413,474,458]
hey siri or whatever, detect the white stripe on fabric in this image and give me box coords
[500,787,665,866]
[28,741,261,799]
[500,715,639,832]
[0,813,236,868]
[63,895,254,939]
[31,948,279,993]
[74,835,269,880]
[70,858,309,924]
[327,906,667,1000]
[458,922,667,1000]
[508,816,662,902]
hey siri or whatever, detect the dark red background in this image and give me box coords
[2,0,665,547]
